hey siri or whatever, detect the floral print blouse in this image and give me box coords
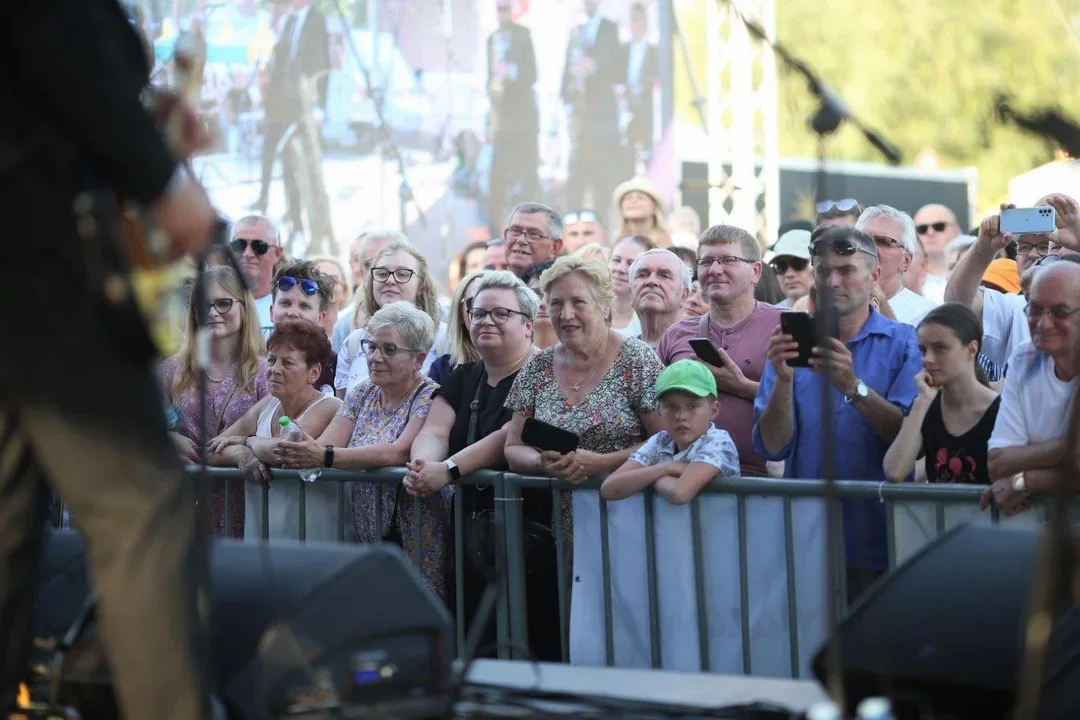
[161,355,269,537]
[341,377,453,600]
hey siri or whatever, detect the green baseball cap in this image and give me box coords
[655,359,718,399]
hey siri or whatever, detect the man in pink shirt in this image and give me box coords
[657,224,782,477]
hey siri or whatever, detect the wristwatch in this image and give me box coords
[845,379,869,405]
[444,459,462,482]
[1012,473,1026,493]
[323,445,335,469]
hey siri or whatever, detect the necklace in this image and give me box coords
[565,333,610,392]
[206,371,223,383]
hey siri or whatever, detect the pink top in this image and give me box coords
[657,302,782,477]
[161,355,270,441]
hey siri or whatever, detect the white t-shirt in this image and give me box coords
[615,313,642,338]
[889,286,938,326]
[988,341,1078,451]
[980,288,1029,368]
[921,273,948,304]
[254,293,274,337]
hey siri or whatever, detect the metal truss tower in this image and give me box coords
[705,0,780,247]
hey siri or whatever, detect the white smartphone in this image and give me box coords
[1001,206,1056,235]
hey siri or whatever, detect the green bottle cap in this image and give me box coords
[279,416,291,427]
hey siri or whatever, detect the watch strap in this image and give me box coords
[324,445,335,468]
[445,459,462,482]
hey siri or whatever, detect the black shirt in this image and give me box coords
[315,351,338,393]
[441,360,520,458]
[921,394,1001,484]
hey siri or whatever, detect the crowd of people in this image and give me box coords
[157,184,1080,661]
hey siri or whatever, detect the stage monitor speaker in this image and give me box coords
[812,523,1080,720]
[27,530,453,720]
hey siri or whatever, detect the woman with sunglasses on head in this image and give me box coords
[429,270,487,385]
[160,265,268,537]
[205,320,342,540]
[883,303,1001,485]
[275,302,450,600]
[336,241,444,399]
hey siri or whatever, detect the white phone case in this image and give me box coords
[1001,206,1056,235]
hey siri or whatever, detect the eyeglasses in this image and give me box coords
[1024,303,1080,322]
[229,238,272,256]
[1018,241,1052,257]
[563,209,599,225]
[359,339,421,357]
[205,298,241,316]
[770,257,809,274]
[371,267,417,283]
[816,199,859,215]
[696,255,756,270]
[809,238,877,258]
[468,307,531,325]
[916,222,949,235]
[872,234,906,252]
[276,276,319,296]
[504,226,551,244]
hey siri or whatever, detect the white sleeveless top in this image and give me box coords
[243,394,350,543]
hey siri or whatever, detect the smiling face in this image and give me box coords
[546,271,608,348]
[468,287,534,357]
[1027,265,1080,357]
[696,241,761,306]
[620,190,656,223]
[371,251,420,308]
[505,211,562,276]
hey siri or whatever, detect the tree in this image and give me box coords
[672,0,1080,217]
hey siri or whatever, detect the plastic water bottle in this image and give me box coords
[279,416,321,483]
[856,697,896,720]
[805,701,842,720]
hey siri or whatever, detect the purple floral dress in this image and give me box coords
[341,378,451,600]
[161,355,270,537]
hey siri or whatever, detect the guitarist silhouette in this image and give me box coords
[0,1,216,718]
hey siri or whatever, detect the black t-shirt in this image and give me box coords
[441,360,520,459]
[315,351,338,393]
[921,394,1001,484]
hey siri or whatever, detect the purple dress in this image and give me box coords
[161,355,270,537]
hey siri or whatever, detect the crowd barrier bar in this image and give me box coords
[53,468,1004,675]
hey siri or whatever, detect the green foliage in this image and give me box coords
[673,0,1080,214]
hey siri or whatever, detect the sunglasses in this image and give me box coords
[809,238,877,258]
[229,238,272,256]
[770,257,809,274]
[277,276,319,296]
[916,222,949,235]
[816,199,859,215]
[872,234,906,252]
[563,209,600,225]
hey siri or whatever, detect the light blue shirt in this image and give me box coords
[751,307,922,570]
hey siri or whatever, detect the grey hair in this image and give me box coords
[945,234,976,257]
[366,301,436,353]
[471,270,540,319]
[629,248,693,290]
[507,202,564,240]
[232,214,281,246]
[856,205,917,255]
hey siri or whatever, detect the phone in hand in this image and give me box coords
[689,337,725,367]
[780,312,815,367]
[1001,206,1056,235]
[522,417,580,454]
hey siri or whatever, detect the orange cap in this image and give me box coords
[981,258,1021,294]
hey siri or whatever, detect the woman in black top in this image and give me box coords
[406,271,561,660]
[884,303,1000,484]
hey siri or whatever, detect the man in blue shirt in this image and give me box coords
[752,226,921,603]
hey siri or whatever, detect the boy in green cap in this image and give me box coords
[602,359,740,504]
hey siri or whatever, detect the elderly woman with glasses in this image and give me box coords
[276,302,450,599]
[161,265,268,537]
[336,240,445,398]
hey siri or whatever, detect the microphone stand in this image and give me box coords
[718,0,901,710]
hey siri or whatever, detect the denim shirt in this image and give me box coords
[752,307,922,571]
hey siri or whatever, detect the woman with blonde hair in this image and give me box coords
[572,242,609,265]
[308,254,352,339]
[336,240,445,396]
[429,269,487,384]
[613,176,671,248]
[160,265,269,536]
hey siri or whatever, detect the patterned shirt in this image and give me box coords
[629,426,740,480]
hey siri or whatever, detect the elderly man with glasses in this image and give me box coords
[855,204,938,326]
[502,201,565,278]
[229,214,284,335]
[753,226,922,604]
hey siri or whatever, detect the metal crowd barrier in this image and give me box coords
[53,468,1004,677]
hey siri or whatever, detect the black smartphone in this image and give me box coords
[780,312,815,367]
[689,337,725,367]
[522,417,580,454]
